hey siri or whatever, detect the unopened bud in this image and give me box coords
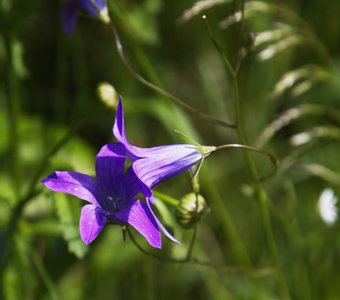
[175,193,209,229]
[97,82,117,108]
[99,7,111,24]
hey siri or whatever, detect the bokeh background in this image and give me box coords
[1,0,340,299]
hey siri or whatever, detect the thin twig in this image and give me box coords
[108,21,236,129]
[127,220,197,263]
[127,227,274,276]
[215,143,279,181]
[127,227,186,263]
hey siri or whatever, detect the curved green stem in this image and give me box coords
[127,227,273,276]
[107,18,235,129]
[215,143,279,180]
[127,226,196,263]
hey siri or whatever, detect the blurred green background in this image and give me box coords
[1,0,340,299]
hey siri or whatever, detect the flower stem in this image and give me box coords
[106,7,235,129]
[231,57,290,300]
[153,191,180,207]
[214,143,279,180]
[127,227,273,276]
[204,15,290,299]
[201,173,251,266]
[30,249,60,300]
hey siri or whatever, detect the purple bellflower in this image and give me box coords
[113,97,216,190]
[42,142,175,248]
[62,0,108,36]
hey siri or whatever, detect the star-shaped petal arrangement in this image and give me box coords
[62,0,107,36]
[42,142,177,248]
[113,97,216,190]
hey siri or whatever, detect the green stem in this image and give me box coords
[127,226,272,275]
[128,225,274,275]
[31,250,59,300]
[215,143,279,180]
[233,44,290,300]
[106,10,235,129]
[2,27,20,201]
[204,15,290,299]
[153,191,179,207]
[201,173,251,266]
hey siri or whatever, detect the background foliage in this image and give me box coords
[1,0,340,299]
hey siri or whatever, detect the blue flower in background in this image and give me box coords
[62,0,107,35]
[42,142,177,248]
[113,97,216,190]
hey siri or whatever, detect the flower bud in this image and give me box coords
[99,7,111,24]
[175,193,209,229]
[97,82,117,109]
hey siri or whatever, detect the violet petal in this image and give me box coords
[96,143,126,192]
[146,197,180,245]
[113,96,128,146]
[61,0,78,36]
[41,171,99,205]
[124,166,152,199]
[94,0,106,11]
[132,150,202,189]
[114,199,161,249]
[78,0,99,16]
[113,98,203,166]
[79,204,106,244]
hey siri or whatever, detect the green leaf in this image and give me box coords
[55,193,88,259]
[2,234,38,300]
[126,0,162,45]
[3,264,25,300]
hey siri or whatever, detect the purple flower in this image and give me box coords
[113,97,216,189]
[62,0,107,36]
[42,142,175,248]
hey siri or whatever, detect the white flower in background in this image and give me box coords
[318,188,338,226]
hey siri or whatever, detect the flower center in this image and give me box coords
[105,195,124,212]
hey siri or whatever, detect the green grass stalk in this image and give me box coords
[204,15,290,300]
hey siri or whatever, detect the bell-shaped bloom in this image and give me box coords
[113,97,216,189]
[62,0,107,36]
[42,142,177,248]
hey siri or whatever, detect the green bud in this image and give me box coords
[175,193,209,229]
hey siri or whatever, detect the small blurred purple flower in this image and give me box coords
[113,97,216,190]
[42,142,177,248]
[62,0,107,36]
